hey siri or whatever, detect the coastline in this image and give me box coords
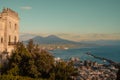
[86,52,120,68]
[50,45,120,63]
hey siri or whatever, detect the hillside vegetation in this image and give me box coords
[0,40,75,80]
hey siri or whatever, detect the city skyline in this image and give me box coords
[0,0,120,41]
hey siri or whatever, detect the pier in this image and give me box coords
[86,52,120,68]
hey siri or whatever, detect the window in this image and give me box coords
[14,36,17,43]
[1,37,3,43]
[15,24,17,30]
[9,22,11,29]
[9,35,11,42]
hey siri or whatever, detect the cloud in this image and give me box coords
[20,32,120,42]
[20,6,32,10]
[55,33,120,41]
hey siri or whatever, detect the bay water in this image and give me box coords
[50,45,120,63]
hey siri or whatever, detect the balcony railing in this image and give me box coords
[8,42,17,45]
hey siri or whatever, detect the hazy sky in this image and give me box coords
[0,0,120,41]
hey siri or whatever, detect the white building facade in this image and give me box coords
[0,8,19,55]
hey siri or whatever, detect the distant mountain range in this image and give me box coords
[24,35,81,45]
[81,40,120,46]
[20,34,96,47]
[20,33,36,41]
[20,33,120,46]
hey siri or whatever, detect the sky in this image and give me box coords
[0,0,120,41]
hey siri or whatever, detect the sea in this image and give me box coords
[50,45,120,64]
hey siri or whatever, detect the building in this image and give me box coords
[0,8,19,55]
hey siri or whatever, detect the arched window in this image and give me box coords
[9,35,11,42]
[1,37,3,43]
[9,22,11,29]
[14,36,17,43]
[15,24,17,30]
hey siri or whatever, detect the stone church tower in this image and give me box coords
[0,8,19,55]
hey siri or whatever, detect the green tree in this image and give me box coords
[27,39,35,53]
[53,61,74,80]
[35,49,54,78]
[27,40,55,78]
[1,40,75,80]
[3,42,40,78]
